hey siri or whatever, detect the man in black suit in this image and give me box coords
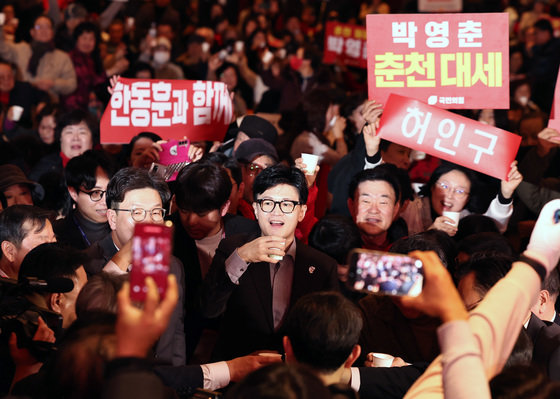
[170,160,259,358]
[283,291,425,398]
[526,312,560,380]
[202,165,339,361]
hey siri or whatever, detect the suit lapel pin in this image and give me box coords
[308,266,315,274]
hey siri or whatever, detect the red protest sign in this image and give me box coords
[548,66,560,125]
[367,13,509,109]
[377,94,521,180]
[323,21,367,69]
[100,78,233,144]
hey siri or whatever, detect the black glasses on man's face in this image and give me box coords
[255,199,301,214]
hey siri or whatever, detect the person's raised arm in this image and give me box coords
[115,274,179,358]
[400,251,487,399]
[361,100,384,158]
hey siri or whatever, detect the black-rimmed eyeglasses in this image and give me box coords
[78,189,106,202]
[113,207,167,222]
[255,199,301,214]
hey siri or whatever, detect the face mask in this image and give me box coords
[153,51,170,65]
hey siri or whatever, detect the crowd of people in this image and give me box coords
[2,0,560,398]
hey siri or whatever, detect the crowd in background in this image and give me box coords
[2,0,560,398]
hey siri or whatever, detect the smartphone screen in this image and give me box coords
[347,249,423,297]
[130,222,173,302]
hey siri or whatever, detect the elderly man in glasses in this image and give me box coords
[202,164,339,361]
[54,151,113,250]
[84,166,186,366]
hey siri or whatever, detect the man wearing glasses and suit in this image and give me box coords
[202,164,339,361]
[84,166,186,367]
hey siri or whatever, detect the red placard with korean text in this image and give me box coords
[367,13,509,109]
[548,67,560,129]
[377,94,521,180]
[323,21,367,69]
[100,78,233,144]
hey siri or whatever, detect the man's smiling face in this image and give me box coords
[349,180,399,239]
[253,184,306,241]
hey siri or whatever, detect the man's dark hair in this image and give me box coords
[391,230,457,272]
[455,253,514,297]
[455,214,500,241]
[284,292,363,373]
[0,205,51,260]
[534,18,554,35]
[457,232,515,259]
[18,242,86,283]
[105,167,170,209]
[253,165,308,204]
[226,363,332,399]
[347,164,401,204]
[64,150,114,192]
[76,272,127,319]
[490,365,560,399]
[309,215,362,264]
[379,139,392,152]
[203,151,243,185]
[174,161,232,213]
[55,109,99,145]
[543,268,560,298]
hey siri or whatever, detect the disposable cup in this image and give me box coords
[372,353,394,367]
[442,211,460,226]
[10,105,23,121]
[301,153,319,175]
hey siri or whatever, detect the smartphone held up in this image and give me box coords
[347,249,424,297]
[130,222,173,302]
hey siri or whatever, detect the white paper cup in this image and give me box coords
[10,105,23,121]
[442,211,460,226]
[301,153,319,175]
[372,353,394,367]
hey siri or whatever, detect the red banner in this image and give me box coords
[100,78,233,144]
[377,94,521,180]
[367,13,509,109]
[548,66,560,129]
[323,22,367,69]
